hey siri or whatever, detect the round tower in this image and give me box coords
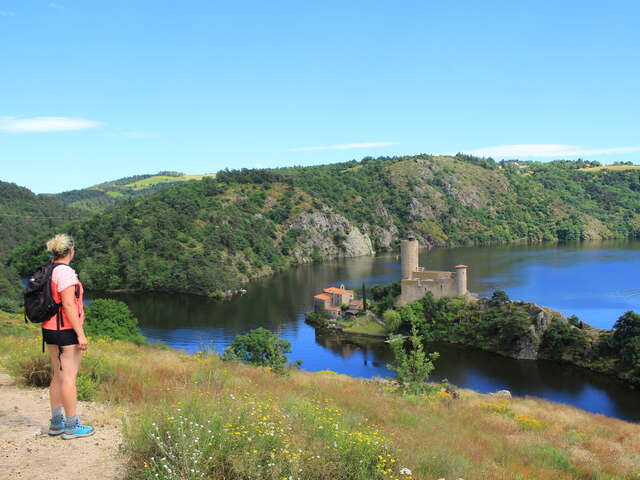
[400,236,419,279]
[455,265,468,296]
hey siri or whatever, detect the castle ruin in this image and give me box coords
[396,236,469,306]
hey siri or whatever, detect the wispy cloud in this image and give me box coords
[0,11,15,16]
[461,144,640,159]
[48,2,64,9]
[289,141,395,152]
[0,116,104,133]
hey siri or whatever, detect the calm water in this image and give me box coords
[89,240,640,422]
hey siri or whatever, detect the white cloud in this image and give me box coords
[460,144,640,159]
[0,116,103,133]
[289,141,395,152]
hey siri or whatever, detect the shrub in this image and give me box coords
[76,374,98,401]
[222,327,291,373]
[490,289,510,306]
[613,310,640,368]
[383,309,402,333]
[84,299,145,343]
[0,297,21,313]
[18,354,51,387]
[387,323,439,395]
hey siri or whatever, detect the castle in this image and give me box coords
[396,236,469,306]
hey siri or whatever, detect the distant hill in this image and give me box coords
[0,180,89,310]
[8,155,640,298]
[49,171,216,213]
[0,180,85,256]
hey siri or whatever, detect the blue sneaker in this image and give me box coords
[61,422,95,440]
[48,417,65,436]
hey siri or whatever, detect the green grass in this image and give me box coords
[124,175,185,189]
[343,317,388,336]
[0,311,33,337]
[124,173,216,190]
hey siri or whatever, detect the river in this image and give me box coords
[89,240,640,422]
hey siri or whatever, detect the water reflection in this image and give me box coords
[89,240,640,422]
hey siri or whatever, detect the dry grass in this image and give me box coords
[1,315,640,479]
[580,165,640,172]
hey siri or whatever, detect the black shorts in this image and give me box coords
[42,328,78,347]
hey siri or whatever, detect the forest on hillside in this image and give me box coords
[4,155,640,299]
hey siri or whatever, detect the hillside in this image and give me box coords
[7,155,640,297]
[0,180,85,255]
[50,171,216,213]
[2,312,639,479]
[0,180,87,309]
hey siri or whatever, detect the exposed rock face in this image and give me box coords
[515,304,567,360]
[288,211,375,262]
[365,224,399,250]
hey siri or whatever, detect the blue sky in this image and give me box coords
[1,1,639,193]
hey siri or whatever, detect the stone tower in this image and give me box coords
[455,265,468,296]
[400,236,419,280]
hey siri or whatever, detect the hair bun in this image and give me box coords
[46,233,75,259]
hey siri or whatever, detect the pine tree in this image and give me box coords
[361,282,368,311]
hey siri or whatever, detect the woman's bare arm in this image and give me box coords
[60,286,88,350]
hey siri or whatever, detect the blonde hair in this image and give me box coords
[46,234,75,259]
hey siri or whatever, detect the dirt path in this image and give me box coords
[0,373,125,480]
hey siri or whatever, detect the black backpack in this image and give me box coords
[24,262,65,326]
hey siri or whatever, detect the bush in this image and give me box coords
[387,323,439,395]
[76,374,98,401]
[0,297,21,314]
[223,327,291,373]
[84,299,145,343]
[490,289,510,306]
[383,309,402,333]
[18,355,51,387]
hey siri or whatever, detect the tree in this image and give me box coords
[361,282,368,311]
[383,309,402,333]
[223,327,291,373]
[490,289,510,306]
[84,299,145,343]
[613,311,640,368]
[387,322,439,395]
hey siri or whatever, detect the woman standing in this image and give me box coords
[41,233,94,440]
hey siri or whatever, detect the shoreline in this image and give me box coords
[303,300,640,394]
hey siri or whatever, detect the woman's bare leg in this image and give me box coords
[48,345,63,411]
[58,345,83,417]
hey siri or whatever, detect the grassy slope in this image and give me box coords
[52,172,217,212]
[2,311,639,480]
[580,165,640,172]
[123,173,216,190]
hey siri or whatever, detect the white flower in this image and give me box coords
[400,467,412,475]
